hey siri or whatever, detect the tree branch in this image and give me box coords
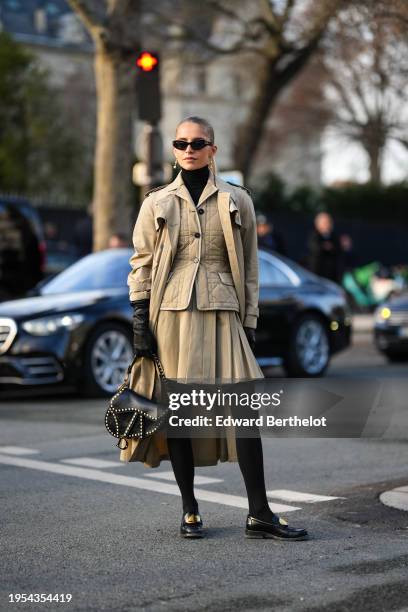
[67,0,107,31]
[375,10,408,27]
[144,6,269,57]
[281,0,296,25]
[260,0,282,32]
[69,0,141,57]
[394,137,408,150]
[204,0,247,27]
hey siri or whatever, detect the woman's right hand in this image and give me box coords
[131,298,158,357]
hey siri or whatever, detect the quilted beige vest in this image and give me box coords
[159,191,239,311]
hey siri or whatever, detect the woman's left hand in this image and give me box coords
[244,327,256,351]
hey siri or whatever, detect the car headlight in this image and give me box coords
[375,306,391,324]
[22,314,85,336]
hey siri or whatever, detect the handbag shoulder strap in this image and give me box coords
[123,352,169,395]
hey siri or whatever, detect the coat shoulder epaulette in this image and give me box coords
[226,181,251,196]
[145,184,169,198]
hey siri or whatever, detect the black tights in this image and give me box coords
[166,430,276,522]
[166,436,199,515]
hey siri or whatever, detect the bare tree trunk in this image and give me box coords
[68,0,141,252]
[233,39,320,180]
[93,44,135,251]
[366,144,382,184]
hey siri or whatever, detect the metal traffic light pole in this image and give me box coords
[134,51,164,197]
[143,123,163,193]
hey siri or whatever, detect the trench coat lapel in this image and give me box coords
[197,176,218,207]
[171,169,218,208]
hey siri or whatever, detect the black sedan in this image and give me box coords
[0,248,351,396]
[257,249,351,375]
[374,293,408,362]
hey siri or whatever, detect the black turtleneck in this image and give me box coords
[181,165,209,205]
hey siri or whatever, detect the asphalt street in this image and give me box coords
[1,332,408,612]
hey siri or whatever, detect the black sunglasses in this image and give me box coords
[172,138,213,151]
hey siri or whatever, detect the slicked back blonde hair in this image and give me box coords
[175,116,215,143]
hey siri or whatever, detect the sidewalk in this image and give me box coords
[352,313,374,333]
[353,312,408,512]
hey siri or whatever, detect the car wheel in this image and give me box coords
[82,322,134,397]
[283,314,330,377]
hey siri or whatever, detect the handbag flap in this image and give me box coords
[111,387,168,421]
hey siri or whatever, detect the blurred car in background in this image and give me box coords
[374,293,408,362]
[0,248,352,397]
[257,250,351,376]
[43,242,79,278]
[42,220,80,278]
[0,196,46,301]
[0,249,132,397]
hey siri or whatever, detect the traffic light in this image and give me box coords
[135,51,161,124]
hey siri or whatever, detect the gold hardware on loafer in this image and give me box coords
[185,513,201,524]
[279,517,288,526]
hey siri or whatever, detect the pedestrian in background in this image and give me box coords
[73,201,93,258]
[307,212,343,283]
[108,232,129,248]
[256,213,287,255]
[339,233,357,275]
[120,116,308,541]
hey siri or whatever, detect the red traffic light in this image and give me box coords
[136,52,158,72]
[135,51,161,122]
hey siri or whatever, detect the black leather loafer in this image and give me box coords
[245,514,308,540]
[180,512,204,538]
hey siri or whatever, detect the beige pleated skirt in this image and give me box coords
[119,287,264,467]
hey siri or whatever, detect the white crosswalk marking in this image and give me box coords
[0,453,300,512]
[380,487,408,512]
[146,470,223,485]
[60,457,122,469]
[0,446,39,455]
[267,489,343,503]
[0,448,344,511]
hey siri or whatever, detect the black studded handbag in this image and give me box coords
[105,353,170,451]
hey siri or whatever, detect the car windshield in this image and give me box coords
[260,249,315,281]
[41,249,132,294]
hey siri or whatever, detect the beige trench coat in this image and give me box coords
[119,170,261,464]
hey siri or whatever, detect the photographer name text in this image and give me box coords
[168,415,327,428]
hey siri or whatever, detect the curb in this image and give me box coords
[380,486,408,512]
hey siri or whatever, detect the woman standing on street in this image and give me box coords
[119,116,308,541]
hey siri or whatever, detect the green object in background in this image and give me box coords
[353,262,381,288]
[342,272,372,308]
[342,262,381,309]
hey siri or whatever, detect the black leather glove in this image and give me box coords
[130,298,158,357]
[244,327,256,352]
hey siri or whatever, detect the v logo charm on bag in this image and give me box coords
[105,353,170,450]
